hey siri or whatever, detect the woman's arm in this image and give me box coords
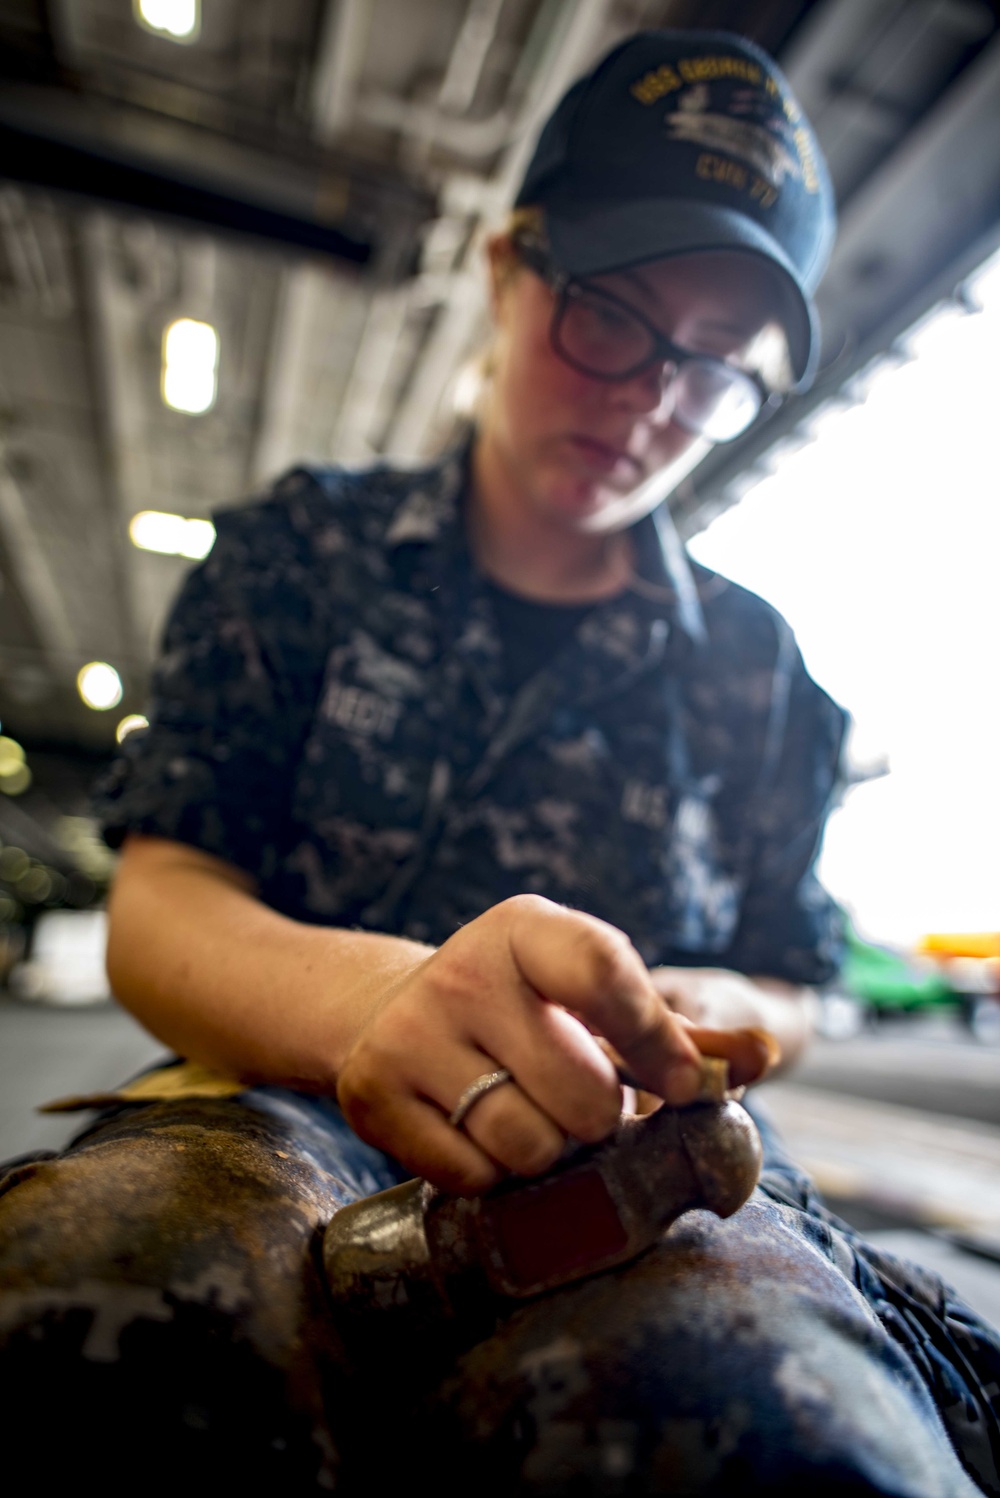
[108,834,775,1194]
[107,834,436,1089]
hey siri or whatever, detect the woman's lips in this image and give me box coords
[567,435,641,477]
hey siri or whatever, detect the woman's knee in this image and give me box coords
[405,1199,980,1496]
[0,1098,346,1314]
[0,1098,350,1491]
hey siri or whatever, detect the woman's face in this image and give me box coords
[481,242,785,531]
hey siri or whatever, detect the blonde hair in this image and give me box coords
[500,205,548,261]
[447,206,548,426]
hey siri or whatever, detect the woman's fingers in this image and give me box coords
[339,1081,504,1196]
[683,1023,782,1087]
[340,1022,572,1190]
[457,1079,568,1178]
[471,1001,624,1144]
[504,897,704,1105]
[411,1038,571,1178]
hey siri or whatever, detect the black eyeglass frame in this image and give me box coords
[514,239,776,440]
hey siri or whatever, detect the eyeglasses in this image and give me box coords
[516,241,771,443]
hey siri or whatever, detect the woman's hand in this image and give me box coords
[108,841,784,1195]
[337,895,774,1195]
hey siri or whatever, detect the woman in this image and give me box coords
[98,215,822,1194]
[1,30,996,1497]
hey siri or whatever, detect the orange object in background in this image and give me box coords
[917,933,1000,1008]
[919,933,1000,961]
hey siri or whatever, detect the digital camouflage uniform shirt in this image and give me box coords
[96,442,846,982]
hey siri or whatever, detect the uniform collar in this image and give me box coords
[383,434,707,646]
[382,443,468,548]
[629,504,707,645]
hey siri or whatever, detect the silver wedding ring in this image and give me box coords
[448,1068,513,1130]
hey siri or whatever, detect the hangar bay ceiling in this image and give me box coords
[1,0,1000,754]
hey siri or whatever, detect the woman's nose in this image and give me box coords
[611,359,679,420]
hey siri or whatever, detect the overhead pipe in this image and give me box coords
[438,0,508,116]
[385,0,619,460]
[356,0,571,162]
[311,0,374,142]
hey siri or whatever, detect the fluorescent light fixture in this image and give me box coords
[134,0,200,42]
[130,510,216,560]
[77,662,123,712]
[116,714,150,744]
[162,318,219,414]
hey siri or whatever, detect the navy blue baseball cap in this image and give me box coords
[515,30,836,389]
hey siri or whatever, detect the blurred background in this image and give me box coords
[0,0,998,1316]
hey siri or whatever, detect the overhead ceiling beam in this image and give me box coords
[0,81,432,273]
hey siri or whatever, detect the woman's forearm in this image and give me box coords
[106,834,434,1091]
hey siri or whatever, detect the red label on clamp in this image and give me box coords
[480,1168,630,1296]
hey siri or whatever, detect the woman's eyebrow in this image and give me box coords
[611,268,756,341]
[614,266,662,307]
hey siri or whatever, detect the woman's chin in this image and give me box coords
[542,471,632,525]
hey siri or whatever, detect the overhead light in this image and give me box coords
[0,736,31,797]
[77,662,123,712]
[0,735,23,768]
[129,510,216,560]
[162,318,219,413]
[116,714,150,743]
[134,0,200,42]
